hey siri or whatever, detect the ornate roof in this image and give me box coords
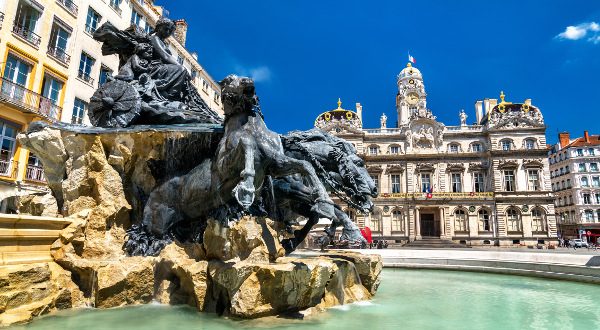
[314,98,362,131]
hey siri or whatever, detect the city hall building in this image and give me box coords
[315,63,557,246]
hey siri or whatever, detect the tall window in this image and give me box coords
[85,7,101,33]
[579,163,586,172]
[368,146,378,155]
[0,120,18,177]
[392,210,404,232]
[48,22,70,63]
[584,210,594,222]
[3,54,32,86]
[109,0,121,11]
[581,177,590,187]
[25,153,44,182]
[503,170,515,191]
[421,173,431,192]
[507,208,521,232]
[589,148,595,156]
[131,10,142,27]
[41,75,63,105]
[597,210,600,222]
[451,173,462,192]
[593,176,600,187]
[71,98,87,124]
[454,209,467,232]
[473,172,485,192]
[524,139,535,149]
[478,209,490,231]
[527,170,540,191]
[78,53,95,83]
[370,211,381,232]
[596,193,600,204]
[577,149,584,157]
[391,174,401,193]
[14,1,42,45]
[501,140,512,151]
[99,66,112,86]
[591,163,599,172]
[583,193,591,204]
[177,56,184,65]
[532,208,545,232]
[370,175,379,192]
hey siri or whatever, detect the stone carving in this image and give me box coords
[89,19,222,127]
[380,113,387,128]
[488,106,544,129]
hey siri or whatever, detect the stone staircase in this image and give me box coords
[402,237,470,249]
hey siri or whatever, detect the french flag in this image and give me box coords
[423,185,434,198]
[408,53,416,64]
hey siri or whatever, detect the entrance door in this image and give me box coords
[420,213,438,237]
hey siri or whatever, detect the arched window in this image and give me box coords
[454,209,467,232]
[500,139,513,151]
[524,138,536,150]
[448,143,460,153]
[478,209,490,231]
[531,208,546,232]
[471,142,483,152]
[368,145,379,155]
[506,208,522,232]
[370,209,382,232]
[392,210,404,232]
[389,145,401,154]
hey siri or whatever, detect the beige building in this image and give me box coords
[0,0,222,212]
[315,63,557,247]
[550,131,600,244]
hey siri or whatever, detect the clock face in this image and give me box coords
[407,92,419,105]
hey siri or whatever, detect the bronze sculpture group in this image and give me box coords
[87,18,376,256]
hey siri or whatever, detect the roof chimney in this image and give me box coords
[173,19,188,46]
[558,132,570,149]
[584,130,590,143]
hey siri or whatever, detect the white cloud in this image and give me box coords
[249,66,272,82]
[233,65,272,83]
[557,22,600,42]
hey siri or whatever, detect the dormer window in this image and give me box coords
[368,146,378,155]
[471,143,482,152]
[389,145,400,154]
[524,138,536,150]
[449,144,459,153]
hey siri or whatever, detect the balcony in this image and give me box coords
[12,24,41,47]
[77,70,95,86]
[379,192,494,200]
[0,160,18,179]
[56,0,78,16]
[0,77,62,121]
[25,164,45,182]
[47,46,71,65]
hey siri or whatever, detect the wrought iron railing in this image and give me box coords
[56,0,78,16]
[12,23,41,47]
[78,70,95,85]
[0,77,62,121]
[0,160,18,179]
[25,164,45,182]
[47,46,71,65]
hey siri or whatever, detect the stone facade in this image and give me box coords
[315,63,557,247]
[549,131,600,243]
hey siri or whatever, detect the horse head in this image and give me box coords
[327,139,377,213]
[219,75,262,119]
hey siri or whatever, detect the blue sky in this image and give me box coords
[159,0,600,144]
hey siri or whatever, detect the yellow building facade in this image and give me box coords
[0,0,224,212]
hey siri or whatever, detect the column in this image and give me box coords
[415,207,421,239]
[440,208,446,239]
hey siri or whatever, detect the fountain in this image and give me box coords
[1,18,381,326]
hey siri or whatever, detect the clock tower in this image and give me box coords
[396,63,427,126]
